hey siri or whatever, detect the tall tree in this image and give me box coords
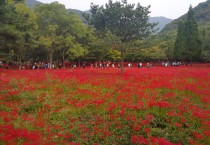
[0,0,37,69]
[184,5,201,62]
[174,21,185,60]
[86,0,156,73]
[14,2,38,70]
[35,2,69,69]
[35,4,92,68]
[174,5,201,62]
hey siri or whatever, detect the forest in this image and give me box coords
[0,0,210,70]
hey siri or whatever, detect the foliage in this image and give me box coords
[105,49,121,61]
[0,0,37,69]
[157,1,210,62]
[86,0,156,73]
[162,0,210,33]
[88,0,156,42]
[1,0,210,67]
[67,43,87,60]
[174,6,201,62]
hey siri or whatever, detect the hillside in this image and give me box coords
[149,17,172,32]
[25,0,41,8]
[25,0,172,32]
[161,0,210,33]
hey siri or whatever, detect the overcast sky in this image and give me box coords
[38,0,206,19]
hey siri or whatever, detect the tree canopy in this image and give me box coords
[0,0,209,70]
[174,6,201,62]
[85,0,156,73]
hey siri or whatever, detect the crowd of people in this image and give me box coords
[0,60,187,70]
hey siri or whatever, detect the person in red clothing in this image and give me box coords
[4,63,8,69]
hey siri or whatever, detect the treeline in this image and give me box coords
[0,0,209,70]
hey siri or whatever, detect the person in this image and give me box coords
[99,62,103,68]
[4,63,8,69]
[0,61,3,68]
[118,63,121,68]
[45,63,48,69]
[128,62,131,68]
[52,63,55,69]
[147,62,150,68]
[73,63,76,69]
[112,63,115,68]
[138,62,142,68]
[140,62,142,68]
[58,62,62,69]
[82,62,85,69]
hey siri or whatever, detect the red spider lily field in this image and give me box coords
[0,65,210,145]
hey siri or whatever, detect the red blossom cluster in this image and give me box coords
[0,65,210,144]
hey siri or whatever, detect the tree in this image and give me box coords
[67,43,87,66]
[86,0,156,73]
[200,27,210,62]
[65,12,93,66]
[105,49,121,61]
[35,2,70,69]
[35,4,92,68]
[0,0,37,69]
[14,2,38,70]
[174,5,201,62]
[184,5,201,62]
[174,21,185,60]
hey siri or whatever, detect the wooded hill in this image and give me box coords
[155,0,210,62]
[161,0,210,33]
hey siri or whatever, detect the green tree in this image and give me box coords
[101,31,121,61]
[200,26,210,62]
[67,43,87,66]
[87,0,156,73]
[0,0,37,69]
[35,2,70,68]
[174,5,201,62]
[174,21,185,60]
[141,46,166,61]
[66,12,94,66]
[184,5,201,62]
[14,2,37,70]
[105,49,121,61]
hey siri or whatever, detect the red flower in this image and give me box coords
[133,125,141,131]
[131,135,148,144]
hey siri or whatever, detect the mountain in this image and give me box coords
[25,0,41,8]
[161,0,210,33]
[149,17,173,32]
[25,0,172,32]
[66,10,173,32]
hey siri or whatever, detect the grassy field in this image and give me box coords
[0,66,210,145]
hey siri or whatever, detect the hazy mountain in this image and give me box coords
[25,0,173,32]
[161,0,210,33]
[25,0,41,8]
[67,10,173,32]
[149,17,173,32]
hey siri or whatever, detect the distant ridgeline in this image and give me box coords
[161,0,210,33]
[25,0,172,33]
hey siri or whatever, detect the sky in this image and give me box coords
[37,0,207,19]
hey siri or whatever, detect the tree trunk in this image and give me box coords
[62,51,65,69]
[18,56,22,70]
[49,52,53,69]
[78,58,81,68]
[120,50,124,74]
